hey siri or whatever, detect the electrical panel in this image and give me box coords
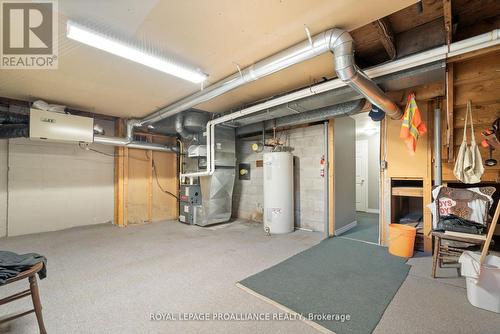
[29,109,94,143]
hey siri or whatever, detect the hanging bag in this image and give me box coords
[454,100,484,183]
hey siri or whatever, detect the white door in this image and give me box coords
[355,140,368,212]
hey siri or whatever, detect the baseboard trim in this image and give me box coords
[366,209,380,214]
[334,220,357,236]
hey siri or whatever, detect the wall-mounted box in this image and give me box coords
[29,109,94,143]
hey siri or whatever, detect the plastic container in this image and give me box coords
[388,224,416,258]
[459,251,500,313]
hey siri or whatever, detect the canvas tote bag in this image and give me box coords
[454,100,484,183]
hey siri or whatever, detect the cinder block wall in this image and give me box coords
[232,124,326,232]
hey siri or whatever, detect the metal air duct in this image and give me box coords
[93,135,177,152]
[131,27,401,134]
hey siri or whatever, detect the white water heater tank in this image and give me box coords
[263,152,294,234]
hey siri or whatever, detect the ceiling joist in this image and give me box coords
[443,0,453,46]
[372,18,396,59]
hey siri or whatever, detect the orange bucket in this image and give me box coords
[388,224,416,258]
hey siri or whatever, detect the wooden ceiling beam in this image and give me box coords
[371,18,397,60]
[443,0,453,46]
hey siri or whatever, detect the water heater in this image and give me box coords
[263,152,294,234]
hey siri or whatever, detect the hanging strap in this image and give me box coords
[462,101,469,143]
[468,100,477,144]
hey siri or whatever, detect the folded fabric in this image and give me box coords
[0,251,47,285]
[436,214,486,235]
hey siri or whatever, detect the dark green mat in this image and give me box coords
[239,237,410,334]
[341,212,379,244]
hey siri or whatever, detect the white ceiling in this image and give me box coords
[0,0,417,119]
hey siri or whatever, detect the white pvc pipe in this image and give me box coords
[180,29,500,178]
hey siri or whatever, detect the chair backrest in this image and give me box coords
[435,186,495,225]
[4,261,43,284]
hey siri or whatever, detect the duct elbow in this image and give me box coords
[175,113,195,141]
[330,29,402,120]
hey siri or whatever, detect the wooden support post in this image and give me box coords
[379,118,387,246]
[443,0,453,47]
[446,63,454,162]
[372,18,396,60]
[114,119,128,227]
[424,101,434,252]
[328,119,335,237]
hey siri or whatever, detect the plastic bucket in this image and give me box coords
[388,224,416,258]
[459,251,500,313]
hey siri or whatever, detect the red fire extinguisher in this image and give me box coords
[320,155,325,177]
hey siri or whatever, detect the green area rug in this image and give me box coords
[341,212,379,244]
[239,237,410,334]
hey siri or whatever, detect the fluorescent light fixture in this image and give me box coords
[66,21,207,84]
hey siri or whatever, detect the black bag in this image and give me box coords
[436,214,486,235]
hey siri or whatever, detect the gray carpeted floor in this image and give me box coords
[340,212,379,244]
[1,220,499,334]
[239,237,411,334]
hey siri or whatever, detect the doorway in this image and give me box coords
[340,113,380,244]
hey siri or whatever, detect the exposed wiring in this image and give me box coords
[152,159,179,200]
[78,143,178,200]
[78,142,148,160]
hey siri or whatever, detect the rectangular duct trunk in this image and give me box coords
[197,126,236,226]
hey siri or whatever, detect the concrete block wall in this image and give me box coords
[233,124,326,232]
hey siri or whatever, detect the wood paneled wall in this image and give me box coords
[442,50,500,182]
[114,125,178,227]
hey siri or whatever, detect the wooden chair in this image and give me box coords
[0,261,47,334]
[430,186,496,278]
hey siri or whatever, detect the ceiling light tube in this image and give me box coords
[66,20,207,84]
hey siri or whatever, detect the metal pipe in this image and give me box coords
[331,30,401,119]
[93,135,177,152]
[434,101,442,185]
[180,29,500,178]
[236,99,367,136]
[199,29,500,131]
[323,121,329,238]
[175,113,195,141]
[136,28,400,129]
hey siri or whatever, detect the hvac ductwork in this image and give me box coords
[133,27,400,132]
[331,31,402,119]
[175,113,194,141]
[93,135,177,152]
[0,110,30,139]
[0,124,29,139]
[236,99,368,136]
